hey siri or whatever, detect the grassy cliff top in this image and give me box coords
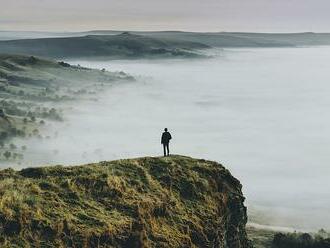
[0,155,251,247]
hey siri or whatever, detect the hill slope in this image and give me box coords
[0,155,251,247]
[0,32,208,59]
[3,31,330,53]
[136,31,330,47]
[0,54,132,90]
[0,54,133,161]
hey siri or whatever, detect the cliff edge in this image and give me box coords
[0,155,251,247]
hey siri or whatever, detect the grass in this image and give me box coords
[247,227,276,248]
[247,226,330,248]
[0,155,251,247]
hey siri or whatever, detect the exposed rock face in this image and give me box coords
[0,155,252,247]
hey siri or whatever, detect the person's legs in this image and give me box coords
[166,143,170,156]
[163,144,166,156]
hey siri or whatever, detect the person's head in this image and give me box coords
[164,128,168,132]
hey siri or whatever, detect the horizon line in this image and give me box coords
[0,29,330,35]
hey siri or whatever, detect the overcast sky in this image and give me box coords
[1,0,330,32]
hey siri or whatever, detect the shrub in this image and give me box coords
[272,232,330,248]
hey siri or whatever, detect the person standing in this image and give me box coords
[161,128,172,156]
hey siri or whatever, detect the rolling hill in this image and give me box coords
[0,54,133,161]
[3,31,330,60]
[0,32,209,59]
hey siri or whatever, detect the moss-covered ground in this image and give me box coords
[0,155,249,248]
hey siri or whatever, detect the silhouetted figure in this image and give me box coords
[161,128,172,156]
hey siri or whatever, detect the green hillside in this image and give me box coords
[0,54,133,162]
[0,32,209,59]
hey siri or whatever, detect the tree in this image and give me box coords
[3,151,11,160]
[0,132,8,140]
[9,144,17,150]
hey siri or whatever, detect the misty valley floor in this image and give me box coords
[3,47,330,231]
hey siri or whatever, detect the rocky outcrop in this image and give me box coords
[0,155,252,247]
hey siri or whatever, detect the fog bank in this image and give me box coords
[8,47,330,230]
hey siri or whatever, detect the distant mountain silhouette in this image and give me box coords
[0,33,209,59]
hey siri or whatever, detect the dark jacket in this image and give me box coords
[161,131,172,144]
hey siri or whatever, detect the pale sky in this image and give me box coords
[1,0,330,32]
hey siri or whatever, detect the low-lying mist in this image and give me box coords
[6,47,330,230]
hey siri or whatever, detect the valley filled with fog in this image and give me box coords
[6,47,330,230]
